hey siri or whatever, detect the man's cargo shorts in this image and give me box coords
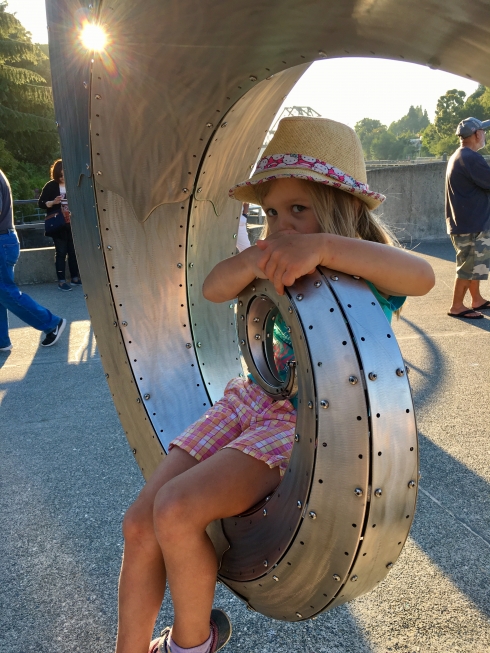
[450,231,490,280]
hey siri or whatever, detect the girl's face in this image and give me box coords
[261,178,321,235]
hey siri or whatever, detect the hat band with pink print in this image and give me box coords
[230,153,386,204]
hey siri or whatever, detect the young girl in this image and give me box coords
[115,118,435,653]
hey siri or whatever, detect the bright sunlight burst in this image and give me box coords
[80,23,107,51]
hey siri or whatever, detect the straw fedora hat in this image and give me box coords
[230,117,385,210]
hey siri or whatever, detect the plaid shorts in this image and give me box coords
[451,231,490,280]
[169,377,296,476]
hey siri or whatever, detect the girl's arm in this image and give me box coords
[256,232,435,297]
[203,245,267,303]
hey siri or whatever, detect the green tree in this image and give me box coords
[389,105,429,137]
[0,2,58,167]
[354,118,387,159]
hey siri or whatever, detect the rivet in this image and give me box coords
[177,263,183,268]
[333,574,341,582]
[254,334,261,340]
[229,304,234,309]
[296,294,304,301]
[206,122,213,128]
[238,300,243,307]
[113,321,117,327]
[196,188,202,193]
[136,398,141,403]
[83,294,88,299]
[263,560,268,567]
[96,170,102,176]
[143,393,150,400]
[353,275,360,279]
[249,75,257,81]
[330,275,339,281]
[86,163,90,169]
[396,368,405,377]
[386,562,394,569]
[296,612,303,619]
[83,81,88,88]
[314,280,322,287]
[132,448,136,454]
[351,575,358,582]
[320,400,329,409]
[196,342,202,348]
[288,306,293,313]
[374,488,383,498]
[286,326,291,333]
[55,121,60,127]
[354,488,363,497]
[297,500,302,509]
[97,244,101,249]
[253,317,260,322]
[349,375,358,385]
[95,94,101,99]
[251,286,256,292]
[294,434,300,442]
[185,343,192,349]
[308,401,313,409]
[273,575,279,581]
[309,511,317,520]
[107,245,113,250]
[240,315,245,321]
[263,509,267,517]
[368,372,377,381]
[233,233,237,239]
[189,262,194,268]
[318,50,327,57]
[105,373,109,378]
[121,321,128,327]
[408,480,416,489]
[221,122,228,128]
[182,188,188,193]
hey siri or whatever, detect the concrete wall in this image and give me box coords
[15,247,58,285]
[367,161,448,242]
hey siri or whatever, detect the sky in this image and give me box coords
[8,0,481,128]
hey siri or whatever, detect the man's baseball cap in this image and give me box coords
[456,117,490,138]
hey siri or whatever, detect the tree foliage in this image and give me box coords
[0,2,59,198]
[355,109,423,161]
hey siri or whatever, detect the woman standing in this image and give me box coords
[38,159,81,291]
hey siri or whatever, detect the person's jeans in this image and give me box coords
[0,230,61,348]
[51,224,80,282]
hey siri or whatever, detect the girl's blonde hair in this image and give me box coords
[254,179,398,247]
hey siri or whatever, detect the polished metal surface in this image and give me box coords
[47,0,490,621]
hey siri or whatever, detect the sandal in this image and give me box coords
[447,309,483,319]
[149,609,232,653]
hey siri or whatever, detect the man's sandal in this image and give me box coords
[473,300,490,310]
[149,609,232,653]
[447,309,483,319]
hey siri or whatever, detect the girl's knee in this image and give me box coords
[122,497,155,544]
[153,483,200,542]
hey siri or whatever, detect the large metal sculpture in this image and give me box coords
[46,0,490,622]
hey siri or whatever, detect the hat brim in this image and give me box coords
[230,168,386,210]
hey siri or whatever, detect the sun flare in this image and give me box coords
[80,23,107,51]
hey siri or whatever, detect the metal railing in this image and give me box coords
[13,199,45,226]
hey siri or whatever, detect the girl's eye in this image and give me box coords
[266,208,278,217]
[292,204,306,213]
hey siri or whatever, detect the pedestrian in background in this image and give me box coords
[446,117,490,319]
[0,169,66,350]
[39,159,81,292]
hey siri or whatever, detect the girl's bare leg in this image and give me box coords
[153,448,280,649]
[115,447,198,653]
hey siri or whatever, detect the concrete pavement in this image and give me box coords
[1,240,489,653]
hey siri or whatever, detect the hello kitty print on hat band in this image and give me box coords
[230,153,385,205]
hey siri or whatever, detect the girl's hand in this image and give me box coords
[256,233,320,295]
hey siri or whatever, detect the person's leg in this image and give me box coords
[65,226,80,280]
[0,299,10,349]
[115,447,199,653]
[0,233,61,333]
[469,232,490,307]
[449,233,481,316]
[153,448,280,650]
[52,228,69,283]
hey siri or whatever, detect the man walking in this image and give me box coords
[0,169,66,351]
[446,117,490,319]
